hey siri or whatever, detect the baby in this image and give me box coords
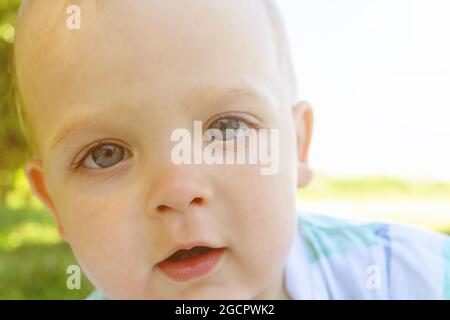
[13,0,450,300]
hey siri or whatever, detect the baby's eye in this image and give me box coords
[80,143,130,169]
[206,118,250,141]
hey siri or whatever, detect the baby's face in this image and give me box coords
[16,0,302,299]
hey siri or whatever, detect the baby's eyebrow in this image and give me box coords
[48,84,277,153]
[183,85,276,114]
[48,114,100,153]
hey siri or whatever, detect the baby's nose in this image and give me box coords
[156,196,204,214]
[147,166,212,215]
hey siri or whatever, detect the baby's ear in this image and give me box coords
[24,156,67,241]
[292,101,314,188]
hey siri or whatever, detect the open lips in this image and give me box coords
[157,245,225,282]
[166,246,213,261]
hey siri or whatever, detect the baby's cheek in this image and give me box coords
[222,166,297,290]
[55,188,152,293]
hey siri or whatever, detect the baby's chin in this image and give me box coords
[170,285,253,300]
[114,281,254,300]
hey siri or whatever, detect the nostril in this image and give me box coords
[156,198,203,213]
[191,197,203,205]
[156,204,169,212]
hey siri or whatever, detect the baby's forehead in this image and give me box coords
[15,0,286,101]
[16,0,286,70]
[14,0,295,154]
[17,0,280,38]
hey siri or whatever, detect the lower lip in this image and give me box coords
[157,247,225,282]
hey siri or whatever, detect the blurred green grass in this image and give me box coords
[0,206,94,299]
[300,174,450,200]
[0,170,94,299]
[299,174,450,234]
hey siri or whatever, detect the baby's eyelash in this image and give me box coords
[69,139,129,171]
[70,141,102,170]
[206,113,263,130]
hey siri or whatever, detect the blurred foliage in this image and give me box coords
[0,206,94,299]
[1,0,29,204]
[0,0,94,300]
[0,165,94,299]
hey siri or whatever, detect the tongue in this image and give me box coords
[168,246,212,261]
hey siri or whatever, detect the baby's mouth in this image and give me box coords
[166,246,213,262]
[157,245,225,282]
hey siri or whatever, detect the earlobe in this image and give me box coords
[292,101,314,188]
[24,156,66,241]
[297,161,313,188]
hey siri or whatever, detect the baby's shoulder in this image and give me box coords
[297,212,450,299]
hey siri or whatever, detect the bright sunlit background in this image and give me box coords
[279,0,450,181]
[0,0,449,299]
[277,0,450,230]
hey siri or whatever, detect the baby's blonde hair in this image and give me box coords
[263,0,298,106]
[13,0,298,156]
